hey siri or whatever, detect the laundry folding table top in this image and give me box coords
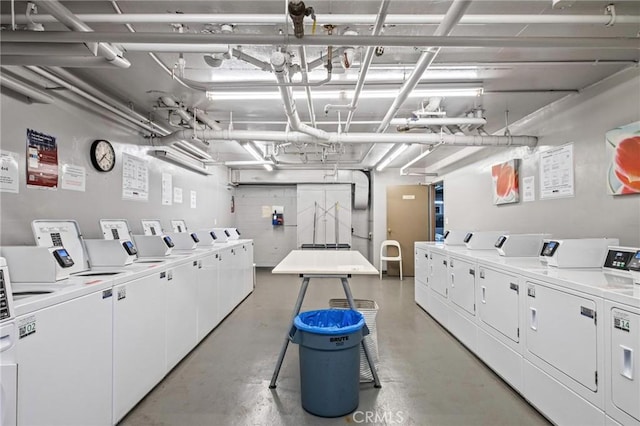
[269,249,381,388]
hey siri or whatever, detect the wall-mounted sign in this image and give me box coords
[0,150,19,193]
[539,143,574,200]
[122,153,148,201]
[60,164,86,192]
[26,128,58,190]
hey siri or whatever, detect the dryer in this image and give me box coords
[0,258,17,426]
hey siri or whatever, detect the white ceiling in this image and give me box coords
[1,0,639,173]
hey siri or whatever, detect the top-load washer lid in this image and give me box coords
[31,220,89,275]
[141,219,164,236]
[99,219,133,241]
[171,220,188,233]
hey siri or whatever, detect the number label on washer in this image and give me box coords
[614,315,631,332]
[18,315,36,339]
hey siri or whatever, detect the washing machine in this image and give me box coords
[0,258,17,426]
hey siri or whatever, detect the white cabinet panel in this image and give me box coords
[197,253,220,341]
[166,261,199,370]
[478,266,520,343]
[17,290,113,426]
[217,247,234,319]
[610,307,640,423]
[430,251,448,298]
[448,256,476,315]
[113,273,167,423]
[525,280,598,392]
[415,279,429,311]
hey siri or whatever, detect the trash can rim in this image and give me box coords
[294,309,365,335]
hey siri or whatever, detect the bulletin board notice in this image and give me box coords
[122,153,149,201]
[539,143,574,199]
[26,128,58,189]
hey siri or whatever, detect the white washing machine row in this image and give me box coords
[414,241,640,426]
[1,238,254,426]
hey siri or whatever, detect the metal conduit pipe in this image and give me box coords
[376,0,472,134]
[0,72,54,103]
[6,32,637,50]
[45,66,170,134]
[33,0,130,68]
[344,0,391,132]
[298,46,317,128]
[158,128,538,147]
[5,13,639,25]
[390,117,487,127]
[0,56,118,67]
[271,51,329,140]
[26,66,165,135]
[120,43,230,53]
[231,48,271,71]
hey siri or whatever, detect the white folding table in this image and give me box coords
[269,250,382,388]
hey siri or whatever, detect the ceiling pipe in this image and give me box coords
[5,32,638,50]
[0,72,54,104]
[391,117,487,127]
[271,51,329,140]
[343,0,391,132]
[33,0,130,68]
[376,0,472,134]
[0,55,119,67]
[231,48,271,71]
[298,46,317,128]
[158,128,537,147]
[26,66,168,135]
[5,13,639,25]
[120,43,231,53]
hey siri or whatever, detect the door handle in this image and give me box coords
[481,286,486,304]
[621,345,634,380]
[451,273,455,287]
[530,307,537,331]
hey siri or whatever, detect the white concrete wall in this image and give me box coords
[439,68,640,246]
[0,94,233,245]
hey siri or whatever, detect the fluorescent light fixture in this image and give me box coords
[242,142,274,171]
[174,140,213,160]
[376,144,409,172]
[224,160,272,166]
[400,143,443,175]
[206,87,483,101]
[150,148,213,175]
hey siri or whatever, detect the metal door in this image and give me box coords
[430,251,449,298]
[610,307,640,421]
[386,185,431,276]
[478,265,520,343]
[525,280,598,391]
[449,256,476,315]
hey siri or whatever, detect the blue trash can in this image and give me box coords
[289,309,369,417]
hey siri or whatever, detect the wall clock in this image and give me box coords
[90,139,116,172]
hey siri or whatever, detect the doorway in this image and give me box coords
[385,185,432,277]
[434,182,445,241]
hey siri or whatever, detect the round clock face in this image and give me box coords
[90,139,116,172]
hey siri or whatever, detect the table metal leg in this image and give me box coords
[341,277,382,388]
[269,276,310,389]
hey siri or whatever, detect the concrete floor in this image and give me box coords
[121,269,551,426]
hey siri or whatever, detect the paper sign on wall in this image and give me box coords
[539,143,574,199]
[174,187,183,203]
[0,150,19,193]
[161,173,172,205]
[60,164,86,192]
[522,176,535,202]
[122,153,149,201]
[190,190,197,209]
